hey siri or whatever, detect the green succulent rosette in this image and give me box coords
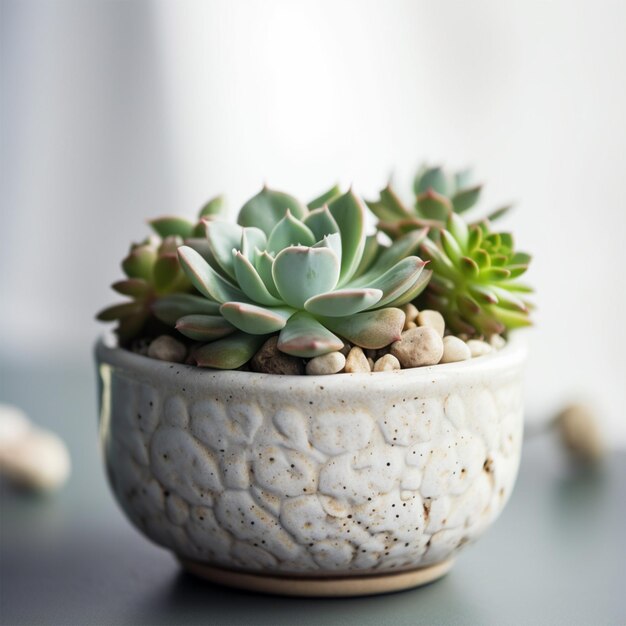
[172,187,431,369]
[97,196,226,343]
[367,164,511,239]
[419,213,532,336]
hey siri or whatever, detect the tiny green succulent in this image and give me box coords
[367,164,511,240]
[173,187,431,369]
[419,212,532,336]
[97,196,226,343]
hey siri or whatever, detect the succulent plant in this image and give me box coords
[419,213,532,336]
[97,196,227,343]
[174,187,431,369]
[367,165,511,239]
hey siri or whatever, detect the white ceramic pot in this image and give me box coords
[95,334,526,597]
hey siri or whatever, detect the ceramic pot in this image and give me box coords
[95,333,526,597]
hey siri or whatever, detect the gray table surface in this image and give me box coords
[0,357,624,626]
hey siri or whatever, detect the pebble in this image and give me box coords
[0,405,70,492]
[390,326,444,368]
[555,404,604,463]
[344,347,371,373]
[466,339,493,358]
[306,351,346,375]
[489,334,506,350]
[416,310,446,337]
[401,303,419,327]
[440,336,471,363]
[251,336,304,375]
[367,357,375,370]
[148,335,187,363]
[373,354,401,372]
[404,320,417,331]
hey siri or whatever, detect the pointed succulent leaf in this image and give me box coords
[111,278,149,298]
[238,187,307,236]
[304,288,383,317]
[122,246,157,281]
[484,205,513,222]
[468,284,498,305]
[153,254,181,291]
[361,257,427,308]
[473,249,490,270]
[440,229,465,266]
[507,265,529,279]
[272,246,340,309]
[352,234,381,278]
[178,245,247,303]
[366,184,411,221]
[451,184,482,213]
[447,212,469,250]
[204,220,242,279]
[151,293,221,325]
[175,314,235,341]
[511,252,531,266]
[327,189,366,284]
[489,286,528,312]
[149,216,195,239]
[232,251,283,306]
[416,189,452,222]
[499,232,514,250]
[361,228,428,279]
[308,185,341,210]
[321,308,405,349]
[460,256,480,278]
[96,301,144,322]
[240,227,267,263]
[198,194,226,219]
[267,210,316,253]
[277,311,343,358]
[481,267,511,281]
[254,250,281,298]
[191,332,268,369]
[414,166,450,196]
[454,169,474,191]
[220,302,294,334]
[303,205,340,241]
[467,225,483,252]
[385,269,432,307]
[312,233,342,264]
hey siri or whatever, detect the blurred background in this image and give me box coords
[1,0,625,444]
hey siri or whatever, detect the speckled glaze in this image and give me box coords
[95,334,526,585]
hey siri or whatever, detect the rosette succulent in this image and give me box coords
[419,213,532,336]
[367,164,511,239]
[97,196,226,343]
[173,187,431,369]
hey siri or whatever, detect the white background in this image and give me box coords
[2,0,625,444]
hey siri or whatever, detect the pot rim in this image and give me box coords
[95,330,528,387]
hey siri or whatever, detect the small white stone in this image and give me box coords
[416,310,446,337]
[305,351,346,375]
[440,336,472,363]
[390,326,444,368]
[466,339,493,358]
[373,354,401,372]
[366,357,375,370]
[0,427,70,492]
[404,320,417,331]
[489,334,506,350]
[344,347,371,373]
[401,303,419,324]
[148,335,187,363]
[0,404,31,451]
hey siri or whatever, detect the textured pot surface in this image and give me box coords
[96,334,526,578]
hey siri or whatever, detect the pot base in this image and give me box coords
[179,558,454,597]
